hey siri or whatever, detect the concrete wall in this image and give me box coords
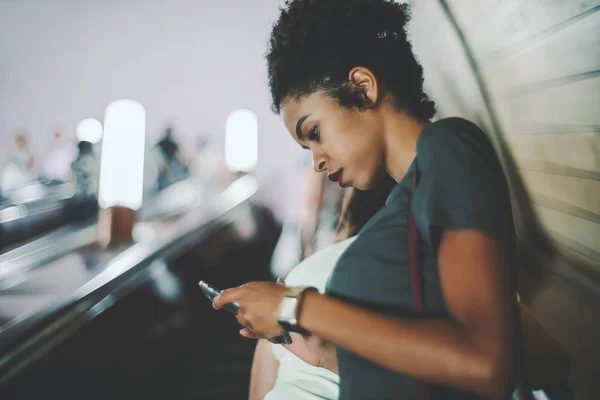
[410,2,600,398]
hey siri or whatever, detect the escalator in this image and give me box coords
[0,182,94,253]
[0,176,280,399]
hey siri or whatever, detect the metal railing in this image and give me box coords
[0,175,258,384]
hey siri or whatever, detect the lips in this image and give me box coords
[328,169,343,186]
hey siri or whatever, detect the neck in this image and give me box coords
[382,110,427,182]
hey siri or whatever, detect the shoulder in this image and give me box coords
[418,117,489,152]
[417,117,496,168]
[411,117,514,247]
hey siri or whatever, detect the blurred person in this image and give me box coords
[11,132,35,172]
[1,132,35,191]
[303,165,343,258]
[154,125,190,190]
[157,125,179,162]
[143,146,163,197]
[190,136,219,187]
[42,130,77,184]
[214,1,541,398]
[270,155,342,279]
[70,140,98,218]
[250,178,571,400]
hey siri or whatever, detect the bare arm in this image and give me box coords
[216,231,520,398]
[249,340,279,400]
[289,304,570,391]
[297,230,519,398]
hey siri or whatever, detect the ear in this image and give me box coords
[348,67,379,107]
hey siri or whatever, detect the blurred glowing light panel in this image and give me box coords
[225,109,258,172]
[76,118,103,143]
[98,100,146,210]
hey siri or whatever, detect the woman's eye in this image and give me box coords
[308,126,320,141]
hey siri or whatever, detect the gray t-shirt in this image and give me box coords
[325,117,516,400]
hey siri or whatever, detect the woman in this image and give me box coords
[216,1,555,398]
[251,184,570,400]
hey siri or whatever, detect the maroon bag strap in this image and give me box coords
[407,168,430,400]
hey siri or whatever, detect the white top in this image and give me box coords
[265,237,356,400]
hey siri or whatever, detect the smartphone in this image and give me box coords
[199,280,292,345]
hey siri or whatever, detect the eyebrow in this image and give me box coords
[295,115,310,141]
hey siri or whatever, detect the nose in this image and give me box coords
[313,153,327,173]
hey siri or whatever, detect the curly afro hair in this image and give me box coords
[266,0,435,121]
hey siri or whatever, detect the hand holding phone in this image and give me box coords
[199,280,293,345]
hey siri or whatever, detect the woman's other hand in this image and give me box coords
[241,327,338,374]
[285,334,338,374]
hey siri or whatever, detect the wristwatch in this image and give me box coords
[277,286,318,333]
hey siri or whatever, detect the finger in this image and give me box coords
[213,287,243,309]
[239,328,258,339]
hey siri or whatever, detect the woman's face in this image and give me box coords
[281,92,386,190]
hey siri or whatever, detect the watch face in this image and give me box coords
[279,297,299,324]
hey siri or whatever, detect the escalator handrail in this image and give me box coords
[0,176,258,379]
[0,220,98,282]
[0,177,208,280]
